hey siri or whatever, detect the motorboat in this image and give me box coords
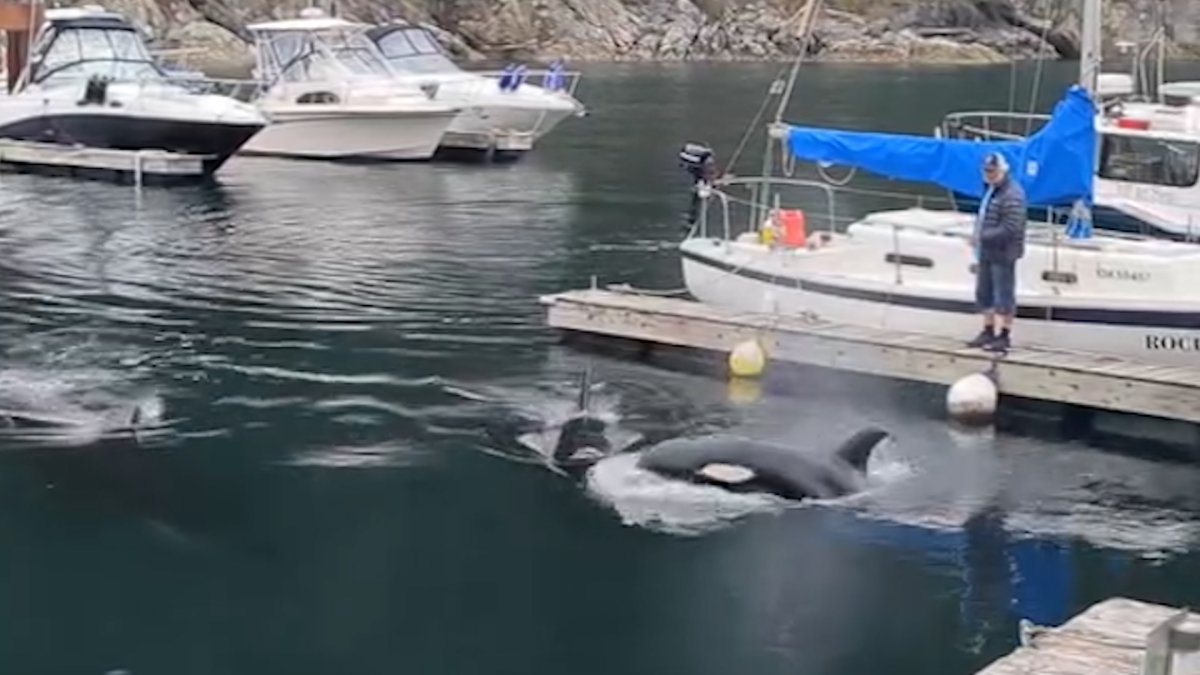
[0,5,266,176]
[367,20,585,158]
[240,9,461,161]
[679,0,1200,368]
[937,3,1200,241]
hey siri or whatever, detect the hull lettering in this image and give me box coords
[1146,335,1200,351]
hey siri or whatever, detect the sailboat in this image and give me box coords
[938,1,1200,241]
[680,0,1200,368]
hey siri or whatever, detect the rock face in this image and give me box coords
[122,0,1200,66]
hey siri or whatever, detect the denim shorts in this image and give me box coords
[975,260,1017,313]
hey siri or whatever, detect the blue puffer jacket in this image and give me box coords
[977,177,1027,263]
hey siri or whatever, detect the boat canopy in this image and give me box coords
[784,85,1096,208]
[27,9,164,87]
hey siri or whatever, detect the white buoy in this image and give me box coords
[946,372,998,425]
[729,339,767,378]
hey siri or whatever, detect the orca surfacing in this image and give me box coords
[635,427,891,501]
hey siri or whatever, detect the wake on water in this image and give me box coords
[464,371,1200,556]
[457,371,925,536]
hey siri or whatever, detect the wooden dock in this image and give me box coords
[977,597,1199,675]
[0,139,213,184]
[540,289,1200,425]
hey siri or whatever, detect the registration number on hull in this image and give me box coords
[1146,335,1200,351]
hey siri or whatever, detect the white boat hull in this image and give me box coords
[240,108,456,160]
[392,75,582,154]
[681,216,1200,368]
[0,82,265,174]
[440,103,577,152]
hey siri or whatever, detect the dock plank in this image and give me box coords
[0,139,212,179]
[542,290,1200,424]
[977,597,1200,675]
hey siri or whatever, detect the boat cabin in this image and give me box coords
[15,6,164,92]
[248,9,396,93]
[1097,83,1200,190]
[938,76,1200,238]
[365,23,460,75]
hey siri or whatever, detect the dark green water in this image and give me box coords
[2,61,1200,675]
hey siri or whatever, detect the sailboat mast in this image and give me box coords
[756,0,821,224]
[1079,0,1102,97]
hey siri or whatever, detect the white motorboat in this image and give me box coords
[241,9,461,160]
[366,20,585,158]
[0,5,266,176]
[678,0,1200,367]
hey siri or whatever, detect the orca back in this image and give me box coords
[638,436,849,501]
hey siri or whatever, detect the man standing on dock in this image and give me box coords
[967,152,1027,353]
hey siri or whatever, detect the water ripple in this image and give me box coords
[0,158,589,464]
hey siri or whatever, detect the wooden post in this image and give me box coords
[0,2,42,94]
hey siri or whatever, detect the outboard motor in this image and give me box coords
[678,142,717,227]
[679,143,713,178]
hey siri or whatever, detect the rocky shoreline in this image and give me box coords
[104,0,1199,72]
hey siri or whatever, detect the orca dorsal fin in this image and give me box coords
[834,427,890,473]
[576,366,593,413]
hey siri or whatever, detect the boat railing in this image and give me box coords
[936,110,1052,142]
[159,76,267,103]
[35,70,267,104]
[467,67,583,100]
[698,176,961,243]
[461,68,585,136]
[696,176,837,241]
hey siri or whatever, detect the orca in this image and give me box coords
[485,367,645,477]
[635,426,891,501]
[0,370,159,446]
[548,366,612,464]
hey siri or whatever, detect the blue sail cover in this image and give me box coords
[784,85,1096,207]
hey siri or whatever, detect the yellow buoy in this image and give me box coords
[729,339,767,378]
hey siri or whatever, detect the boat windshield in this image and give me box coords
[259,29,393,83]
[30,26,162,85]
[372,27,460,75]
[1098,133,1200,188]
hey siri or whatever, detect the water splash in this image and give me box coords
[584,452,792,536]
[583,435,917,536]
